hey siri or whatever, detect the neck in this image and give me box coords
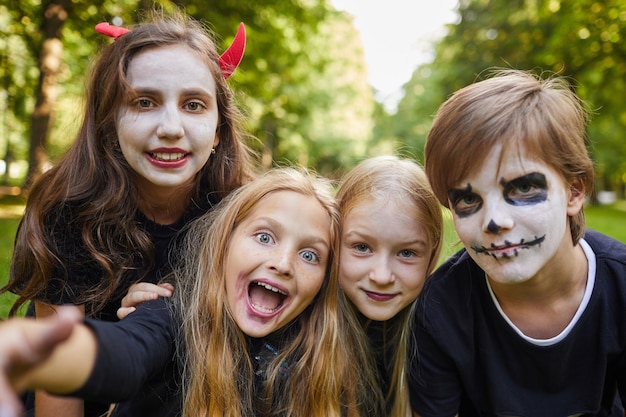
[489,240,588,339]
[137,187,194,225]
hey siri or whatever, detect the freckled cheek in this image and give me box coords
[303,270,326,300]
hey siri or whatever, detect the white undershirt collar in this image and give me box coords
[485,238,596,346]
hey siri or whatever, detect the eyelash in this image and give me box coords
[130,98,207,112]
[254,232,321,264]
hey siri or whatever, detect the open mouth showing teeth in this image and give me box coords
[248,281,287,313]
[149,152,186,161]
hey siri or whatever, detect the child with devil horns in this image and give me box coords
[0,8,257,417]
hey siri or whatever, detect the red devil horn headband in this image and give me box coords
[95,21,246,79]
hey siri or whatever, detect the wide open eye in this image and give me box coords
[255,232,274,245]
[300,250,320,264]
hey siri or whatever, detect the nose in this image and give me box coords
[482,198,514,234]
[156,105,184,140]
[268,247,294,277]
[368,255,395,285]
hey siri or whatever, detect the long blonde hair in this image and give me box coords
[174,167,385,417]
[336,155,443,417]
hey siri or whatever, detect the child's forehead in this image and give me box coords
[460,143,554,182]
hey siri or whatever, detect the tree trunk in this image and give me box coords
[24,0,71,188]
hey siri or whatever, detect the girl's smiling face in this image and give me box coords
[339,198,430,321]
[224,191,331,338]
[116,45,219,197]
[448,144,584,284]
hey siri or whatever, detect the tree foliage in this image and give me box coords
[391,0,626,195]
[0,0,373,184]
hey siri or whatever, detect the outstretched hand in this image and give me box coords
[0,307,80,417]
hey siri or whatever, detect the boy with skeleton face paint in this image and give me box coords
[409,69,626,417]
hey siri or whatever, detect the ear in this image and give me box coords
[566,177,586,216]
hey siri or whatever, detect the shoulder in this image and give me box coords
[583,229,626,266]
[417,248,488,321]
[423,248,482,295]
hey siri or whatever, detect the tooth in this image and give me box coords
[256,282,285,295]
[152,152,184,161]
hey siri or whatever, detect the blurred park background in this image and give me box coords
[0,0,625,317]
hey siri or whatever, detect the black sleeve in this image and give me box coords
[70,297,178,403]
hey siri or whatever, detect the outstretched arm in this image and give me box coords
[33,302,86,417]
[0,306,96,417]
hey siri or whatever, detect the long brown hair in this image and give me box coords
[4,9,256,316]
[174,167,385,417]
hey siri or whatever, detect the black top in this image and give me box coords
[21,201,209,417]
[408,230,626,417]
[41,204,207,320]
[75,298,182,417]
[73,298,299,417]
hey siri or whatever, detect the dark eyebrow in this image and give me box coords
[500,172,548,205]
[180,88,214,98]
[498,172,547,189]
[129,87,160,96]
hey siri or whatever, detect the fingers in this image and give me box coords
[0,376,22,417]
[35,307,81,351]
[116,307,136,320]
[0,307,81,416]
[117,282,175,320]
[120,283,173,308]
[159,283,175,293]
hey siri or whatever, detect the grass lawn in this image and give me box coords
[0,198,625,319]
[0,194,25,318]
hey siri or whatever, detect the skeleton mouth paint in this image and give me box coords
[472,235,546,259]
[248,280,288,313]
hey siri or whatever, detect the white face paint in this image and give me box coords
[116,45,219,198]
[339,198,430,321]
[448,144,575,284]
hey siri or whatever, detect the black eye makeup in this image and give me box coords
[448,184,483,218]
[500,172,548,206]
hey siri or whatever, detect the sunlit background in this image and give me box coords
[1,0,625,316]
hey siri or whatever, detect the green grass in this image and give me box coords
[584,200,626,243]
[0,198,625,319]
[0,195,24,318]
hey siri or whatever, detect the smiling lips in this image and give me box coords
[146,150,190,168]
[248,280,287,315]
[149,151,187,161]
[472,234,546,259]
[364,290,397,302]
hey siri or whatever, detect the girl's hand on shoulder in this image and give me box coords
[117,282,175,319]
